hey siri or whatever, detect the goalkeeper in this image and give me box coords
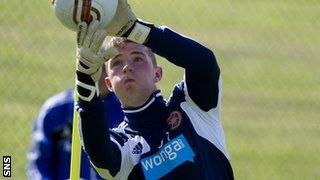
[76,0,234,179]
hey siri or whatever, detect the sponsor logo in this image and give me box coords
[140,135,194,180]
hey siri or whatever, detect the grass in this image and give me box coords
[0,0,319,179]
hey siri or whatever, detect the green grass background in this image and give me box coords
[0,0,319,179]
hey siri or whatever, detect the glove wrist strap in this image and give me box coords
[76,80,99,102]
[126,20,153,44]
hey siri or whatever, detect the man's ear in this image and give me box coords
[105,77,113,92]
[154,66,163,83]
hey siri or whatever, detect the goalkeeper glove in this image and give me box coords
[105,0,153,44]
[76,20,117,102]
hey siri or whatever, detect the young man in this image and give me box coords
[76,1,234,179]
[27,68,124,179]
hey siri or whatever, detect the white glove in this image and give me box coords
[105,0,152,44]
[105,0,137,36]
[76,20,117,101]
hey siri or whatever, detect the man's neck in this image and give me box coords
[121,88,157,108]
[121,95,150,108]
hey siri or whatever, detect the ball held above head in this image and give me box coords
[53,0,118,31]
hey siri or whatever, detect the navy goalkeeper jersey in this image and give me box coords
[79,26,234,180]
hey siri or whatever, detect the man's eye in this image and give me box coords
[111,60,121,67]
[134,57,143,62]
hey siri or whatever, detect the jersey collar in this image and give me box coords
[123,90,169,142]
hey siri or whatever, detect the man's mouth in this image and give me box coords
[123,78,135,84]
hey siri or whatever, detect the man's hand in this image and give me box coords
[105,0,137,37]
[105,0,152,44]
[76,20,117,101]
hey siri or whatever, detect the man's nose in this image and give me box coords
[122,62,134,73]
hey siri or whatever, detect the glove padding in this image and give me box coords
[76,20,117,101]
[105,0,154,44]
[105,0,137,37]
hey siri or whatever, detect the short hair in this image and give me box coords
[106,37,157,67]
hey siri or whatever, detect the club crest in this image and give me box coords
[166,111,182,130]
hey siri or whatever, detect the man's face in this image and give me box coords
[105,42,162,107]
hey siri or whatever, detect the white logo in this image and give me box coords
[141,139,185,171]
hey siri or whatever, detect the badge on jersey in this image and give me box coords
[140,135,195,180]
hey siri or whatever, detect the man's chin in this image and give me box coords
[122,85,140,97]
[124,83,136,91]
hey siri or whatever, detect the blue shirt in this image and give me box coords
[27,89,124,179]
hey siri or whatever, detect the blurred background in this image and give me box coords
[1,0,319,179]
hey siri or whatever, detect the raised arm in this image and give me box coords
[77,98,121,176]
[75,21,122,177]
[145,26,220,111]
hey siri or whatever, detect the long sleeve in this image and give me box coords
[78,97,121,177]
[145,26,220,111]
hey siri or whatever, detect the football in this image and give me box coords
[52,0,118,31]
